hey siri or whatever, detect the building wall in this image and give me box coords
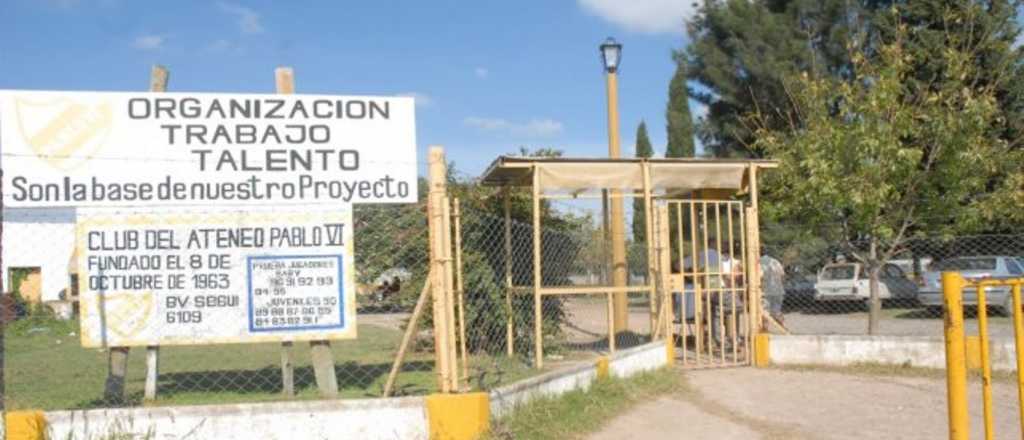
[2,208,76,302]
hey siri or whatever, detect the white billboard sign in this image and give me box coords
[77,209,357,347]
[1,90,417,207]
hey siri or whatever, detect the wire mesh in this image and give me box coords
[763,228,1024,338]
[14,170,1021,411]
[1,183,660,411]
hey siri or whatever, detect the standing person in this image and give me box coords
[712,248,746,350]
[760,248,786,327]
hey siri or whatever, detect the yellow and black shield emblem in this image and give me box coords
[14,96,113,171]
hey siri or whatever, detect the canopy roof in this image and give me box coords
[480,156,777,193]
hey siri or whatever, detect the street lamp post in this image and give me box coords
[601,37,629,337]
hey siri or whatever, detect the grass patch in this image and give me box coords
[774,362,1018,383]
[485,367,685,440]
[5,317,541,410]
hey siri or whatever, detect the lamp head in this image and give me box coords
[600,37,623,73]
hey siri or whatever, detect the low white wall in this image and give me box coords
[769,334,1018,371]
[609,341,668,378]
[41,341,669,439]
[490,341,669,418]
[46,396,429,440]
[489,363,597,418]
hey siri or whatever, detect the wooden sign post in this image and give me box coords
[104,64,169,404]
[275,67,339,398]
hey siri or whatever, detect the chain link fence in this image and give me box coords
[11,172,1017,412]
[1,182,654,411]
[762,225,1024,338]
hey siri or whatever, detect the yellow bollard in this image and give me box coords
[942,272,968,440]
[976,284,994,440]
[1011,283,1024,439]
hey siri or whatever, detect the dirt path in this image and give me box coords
[589,367,1020,440]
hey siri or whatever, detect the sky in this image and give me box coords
[0,0,705,177]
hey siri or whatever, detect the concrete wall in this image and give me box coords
[46,396,429,440]
[2,208,76,302]
[490,341,669,418]
[490,363,598,418]
[768,334,1019,371]
[609,341,669,378]
[35,341,670,439]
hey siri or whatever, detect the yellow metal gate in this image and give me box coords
[942,274,1024,440]
[656,200,755,369]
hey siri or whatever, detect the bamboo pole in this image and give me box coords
[504,190,515,356]
[727,203,738,363]
[607,291,616,352]
[676,203,688,365]
[538,285,653,295]
[748,164,763,333]
[642,162,657,335]
[690,202,701,365]
[742,207,753,365]
[427,147,453,392]
[383,278,432,397]
[656,205,672,347]
[702,202,712,362]
[532,167,544,369]
[715,203,725,364]
[650,205,665,341]
[452,198,469,386]
[442,197,459,391]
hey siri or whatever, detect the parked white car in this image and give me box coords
[814,262,919,304]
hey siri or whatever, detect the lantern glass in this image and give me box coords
[600,37,622,73]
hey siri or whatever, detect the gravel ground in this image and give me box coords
[590,367,1020,440]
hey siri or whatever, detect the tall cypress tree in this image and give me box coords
[633,121,653,243]
[665,61,695,157]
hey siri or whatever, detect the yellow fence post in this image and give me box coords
[1010,282,1024,438]
[976,284,994,440]
[942,271,968,440]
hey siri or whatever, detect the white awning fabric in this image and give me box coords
[480,157,776,195]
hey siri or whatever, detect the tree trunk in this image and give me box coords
[867,241,881,335]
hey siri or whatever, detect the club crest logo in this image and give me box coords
[98,291,154,341]
[14,96,113,171]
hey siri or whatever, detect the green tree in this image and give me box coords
[876,0,1024,231]
[632,121,653,244]
[665,62,695,158]
[684,0,884,157]
[447,148,589,355]
[750,18,1008,334]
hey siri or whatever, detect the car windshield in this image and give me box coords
[821,265,857,280]
[930,258,998,271]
